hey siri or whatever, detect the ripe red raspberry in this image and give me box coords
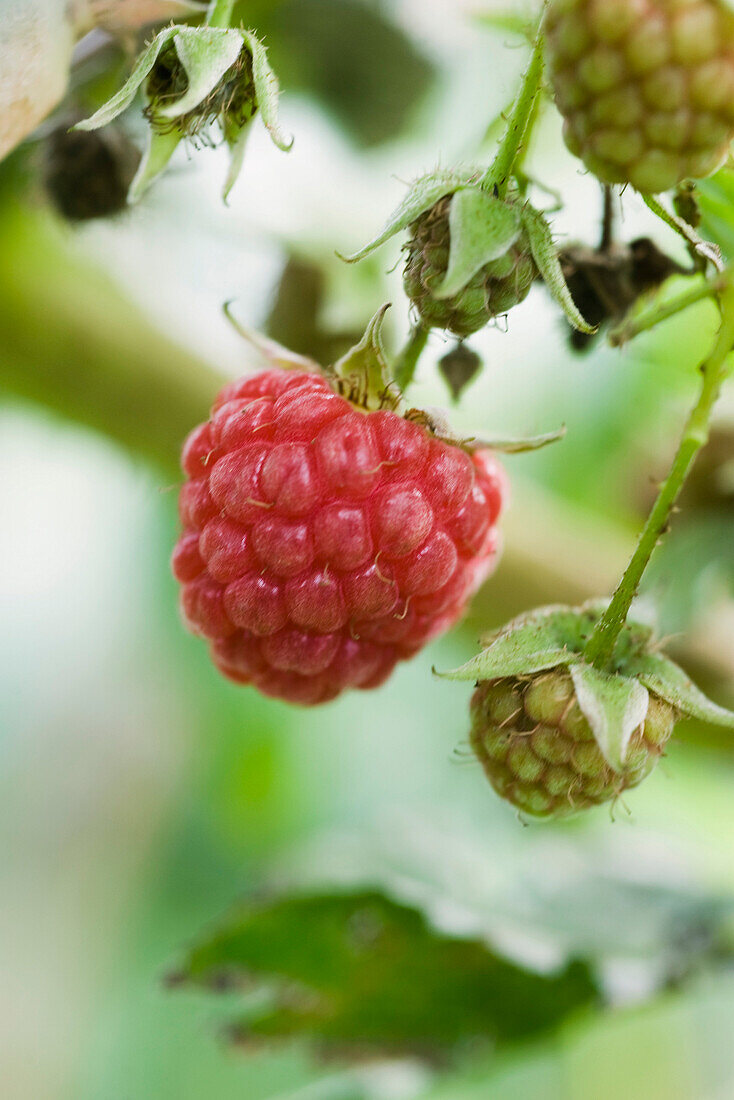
[546,0,734,193]
[172,369,505,705]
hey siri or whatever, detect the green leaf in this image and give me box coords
[521,204,596,334]
[437,606,582,682]
[127,127,182,202]
[170,889,598,1062]
[635,652,734,729]
[569,664,650,772]
[156,28,244,120]
[332,305,395,410]
[340,170,470,263]
[242,29,293,152]
[434,189,522,299]
[257,0,434,148]
[75,26,179,131]
[222,117,253,202]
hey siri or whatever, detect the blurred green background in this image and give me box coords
[3,2,734,1098]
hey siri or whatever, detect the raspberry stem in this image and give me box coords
[481,10,546,200]
[642,194,723,273]
[394,324,429,391]
[207,0,236,28]
[585,278,734,670]
[608,277,723,347]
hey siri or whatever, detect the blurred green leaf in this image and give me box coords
[645,513,734,635]
[254,0,435,147]
[171,889,598,1063]
[698,168,734,261]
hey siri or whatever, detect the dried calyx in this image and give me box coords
[76,25,290,200]
[144,37,256,138]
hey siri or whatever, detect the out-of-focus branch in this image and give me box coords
[0,202,226,477]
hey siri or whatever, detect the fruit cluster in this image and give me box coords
[470,669,675,817]
[403,196,537,337]
[173,369,505,704]
[546,0,734,192]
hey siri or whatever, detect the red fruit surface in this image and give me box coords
[173,370,505,705]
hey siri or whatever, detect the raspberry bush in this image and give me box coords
[173,367,505,705]
[11,0,734,1094]
[18,0,734,809]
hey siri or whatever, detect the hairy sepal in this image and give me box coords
[434,189,522,299]
[340,170,473,263]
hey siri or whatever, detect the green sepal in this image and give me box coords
[440,601,734,751]
[156,27,244,120]
[128,127,182,202]
[437,605,582,682]
[434,189,522,299]
[634,652,734,728]
[222,117,253,202]
[340,169,471,263]
[467,425,566,454]
[520,205,596,334]
[569,664,650,772]
[332,305,396,410]
[74,26,179,131]
[242,29,293,152]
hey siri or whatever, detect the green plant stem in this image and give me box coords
[642,193,724,273]
[608,277,722,346]
[393,325,429,391]
[585,279,734,669]
[207,0,236,28]
[481,13,546,199]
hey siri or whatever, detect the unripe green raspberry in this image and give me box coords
[403,196,537,338]
[546,0,734,192]
[470,669,676,818]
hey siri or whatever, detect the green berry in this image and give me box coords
[403,196,537,337]
[546,0,734,192]
[470,668,676,818]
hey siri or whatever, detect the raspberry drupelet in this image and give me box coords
[173,369,505,705]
